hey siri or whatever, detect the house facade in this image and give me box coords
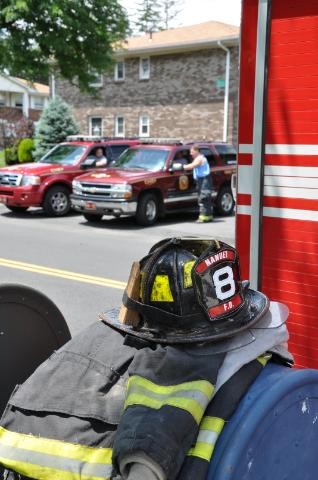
[54,21,240,145]
[0,75,49,122]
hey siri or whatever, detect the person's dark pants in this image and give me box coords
[197,175,213,217]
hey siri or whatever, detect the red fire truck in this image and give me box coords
[236,0,318,369]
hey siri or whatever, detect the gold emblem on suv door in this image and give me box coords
[179,175,189,190]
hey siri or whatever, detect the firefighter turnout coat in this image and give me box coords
[0,310,292,480]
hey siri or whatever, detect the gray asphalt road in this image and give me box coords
[0,205,235,336]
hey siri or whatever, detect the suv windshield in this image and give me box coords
[39,144,86,165]
[113,148,169,171]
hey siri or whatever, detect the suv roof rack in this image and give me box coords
[66,135,101,142]
[185,139,228,144]
[66,135,140,142]
[139,138,184,145]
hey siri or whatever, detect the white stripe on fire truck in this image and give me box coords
[265,165,318,177]
[236,205,318,222]
[237,165,318,197]
[264,186,317,200]
[237,205,252,215]
[239,144,318,155]
[263,207,318,222]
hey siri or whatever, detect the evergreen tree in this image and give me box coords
[34,96,79,160]
[134,0,162,33]
[131,0,184,34]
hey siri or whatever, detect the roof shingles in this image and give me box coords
[122,21,239,51]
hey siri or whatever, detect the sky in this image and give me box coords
[120,0,242,28]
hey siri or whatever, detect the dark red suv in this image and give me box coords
[71,140,236,226]
[0,137,140,216]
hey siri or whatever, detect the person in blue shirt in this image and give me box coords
[183,145,213,223]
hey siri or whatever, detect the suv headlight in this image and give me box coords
[72,180,82,194]
[21,175,41,186]
[111,184,132,199]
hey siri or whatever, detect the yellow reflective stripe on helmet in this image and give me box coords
[124,375,214,425]
[0,426,112,480]
[187,416,225,461]
[183,260,195,288]
[150,275,174,302]
[257,352,272,367]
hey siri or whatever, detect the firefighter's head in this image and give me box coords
[101,237,269,344]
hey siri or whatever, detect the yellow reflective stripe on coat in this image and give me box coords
[257,352,272,367]
[0,426,112,480]
[125,375,214,425]
[187,416,225,461]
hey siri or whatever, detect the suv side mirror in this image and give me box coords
[169,162,184,173]
[81,156,96,169]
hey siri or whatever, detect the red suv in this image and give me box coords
[0,137,140,216]
[71,141,236,226]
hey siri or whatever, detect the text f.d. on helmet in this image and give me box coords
[101,237,269,344]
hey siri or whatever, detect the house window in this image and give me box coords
[139,57,150,80]
[14,94,23,108]
[89,71,103,88]
[89,117,103,136]
[139,114,150,137]
[32,97,45,109]
[115,61,125,81]
[115,116,125,137]
[0,93,5,106]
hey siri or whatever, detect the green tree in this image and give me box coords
[0,0,129,93]
[134,0,162,33]
[131,0,183,34]
[34,96,79,160]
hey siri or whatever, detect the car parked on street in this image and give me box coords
[0,137,140,216]
[71,140,236,226]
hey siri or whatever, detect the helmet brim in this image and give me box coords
[100,288,269,345]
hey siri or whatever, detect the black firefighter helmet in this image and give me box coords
[101,237,269,344]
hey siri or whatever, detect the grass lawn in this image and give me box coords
[0,150,5,167]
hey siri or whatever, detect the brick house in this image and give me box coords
[54,21,239,144]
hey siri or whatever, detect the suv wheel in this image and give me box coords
[83,213,103,222]
[136,193,159,226]
[6,206,29,213]
[43,186,71,216]
[215,186,234,216]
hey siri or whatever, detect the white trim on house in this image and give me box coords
[115,35,238,58]
[139,114,150,137]
[139,57,150,80]
[89,117,103,136]
[115,115,125,137]
[88,72,103,88]
[114,61,125,81]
